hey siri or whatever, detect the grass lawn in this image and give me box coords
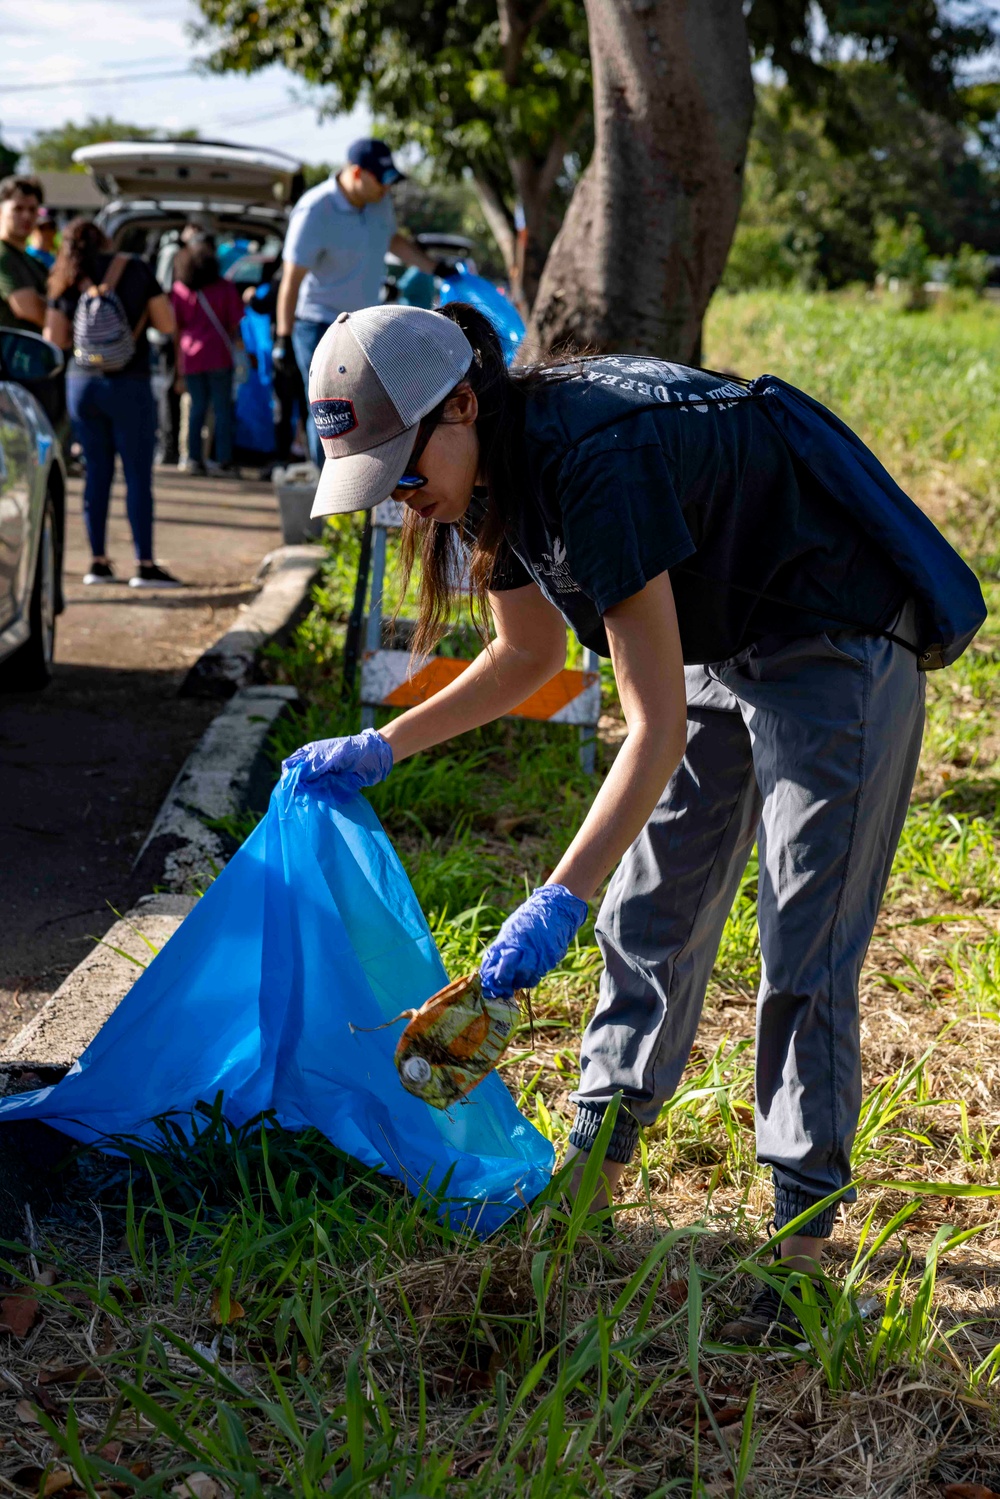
[6,291,1000,1496]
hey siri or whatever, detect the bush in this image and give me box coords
[720,223,801,292]
[946,242,991,294]
[873,214,930,307]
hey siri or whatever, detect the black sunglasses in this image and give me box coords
[395,405,444,491]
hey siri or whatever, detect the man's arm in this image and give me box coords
[276,261,308,337]
[389,232,438,277]
[6,286,46,328]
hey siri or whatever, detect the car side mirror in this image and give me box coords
[0,330,65,383]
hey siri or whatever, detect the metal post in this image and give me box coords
[341,513,373,699]
[579,648,601,774]
[360,523,387,730]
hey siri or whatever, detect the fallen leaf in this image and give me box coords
[713,1404,746,1427]
[210,1287,245,1326]
[98,1442,123,1463]
[943,1486,1000,1499]
[129,1464,153,1479]
[38,1364,102,1386]
[63,1289,95,1308]
[666,1278,689,1307]
[451,1447,493,1479]
[43,1474,75,1497]
[431,1364,494,1394]
[28,1381,62,1417]
[15,1397,40,1425]
[0,1293,41,1338]
[172,1474,220,1499]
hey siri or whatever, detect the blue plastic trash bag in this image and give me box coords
[235,305,276,457]
[0,767,553,1236]
[439,269,525,365]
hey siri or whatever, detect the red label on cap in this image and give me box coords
[311,398,358,439]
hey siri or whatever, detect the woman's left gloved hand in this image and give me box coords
[479,885,589,999]
[282,728,393,798]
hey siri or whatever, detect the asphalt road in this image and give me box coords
[0,465,283,1046]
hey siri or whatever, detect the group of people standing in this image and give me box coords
[0,138,446,588]
[0,175,248,588]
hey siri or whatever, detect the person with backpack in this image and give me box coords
[170,237,245,477]
[283,302,985,1344]
[44,218,181,588]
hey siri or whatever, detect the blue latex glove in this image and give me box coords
[282,728,393,799]
[480,885,588,999]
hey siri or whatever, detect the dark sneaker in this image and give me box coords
[718,1276,808,1347]
[83,560,116,585]
[129,564,183,590]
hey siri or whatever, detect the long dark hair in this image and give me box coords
[399,303,568,657]
[173,238,221,291]
[48,217,109,299]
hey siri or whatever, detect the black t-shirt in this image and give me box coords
[483,358,906,663]
[53,254,162,377]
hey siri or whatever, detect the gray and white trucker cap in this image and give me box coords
[308,305,473,517]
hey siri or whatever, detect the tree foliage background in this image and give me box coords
[192,0,999,312]
[724,69,1000,292]
[24,118,200,174]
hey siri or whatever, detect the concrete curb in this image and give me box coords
[0,894,198,1073]
[180,543,323,699]
[131,683,298,896]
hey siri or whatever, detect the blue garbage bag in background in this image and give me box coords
[439,269,525,366]
[0,769,554,1236]
[235,304,276,457]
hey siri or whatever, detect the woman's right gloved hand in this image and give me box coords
[282,728,393,798]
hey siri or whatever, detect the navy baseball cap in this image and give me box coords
[346,138,406,186]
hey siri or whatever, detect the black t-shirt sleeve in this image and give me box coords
[488,535,533,592]
[555,421,696,615]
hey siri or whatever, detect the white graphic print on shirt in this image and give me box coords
[537,535,579,594]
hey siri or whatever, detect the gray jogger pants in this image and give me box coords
[568,627,925,1235]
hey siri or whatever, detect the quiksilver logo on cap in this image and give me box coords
[311,398,358,439]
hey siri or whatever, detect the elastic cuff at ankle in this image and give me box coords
[568,1100,640,1165]
[773,1186,837,1239]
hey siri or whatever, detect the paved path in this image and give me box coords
[0,466,283,1044]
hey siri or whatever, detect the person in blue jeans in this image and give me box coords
[44,217,182,587]
[171,237,245,476]
[272,138,447,468]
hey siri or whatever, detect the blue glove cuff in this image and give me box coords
[530,883,588,933]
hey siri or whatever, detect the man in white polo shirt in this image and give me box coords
[274,138,446,468]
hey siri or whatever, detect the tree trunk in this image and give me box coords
[526,0,754,362]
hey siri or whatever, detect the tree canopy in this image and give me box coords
[193,2,998,280]
[0,131,18,179]
[26,118,198,173]
[724,67,1000,292]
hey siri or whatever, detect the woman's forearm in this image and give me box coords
[549,718,686,903]
[380,636,565,763]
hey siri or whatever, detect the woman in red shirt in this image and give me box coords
[171,238,244,475]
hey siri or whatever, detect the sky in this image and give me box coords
[0,0,373,168]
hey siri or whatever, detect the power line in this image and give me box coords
[3,66,196,94]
